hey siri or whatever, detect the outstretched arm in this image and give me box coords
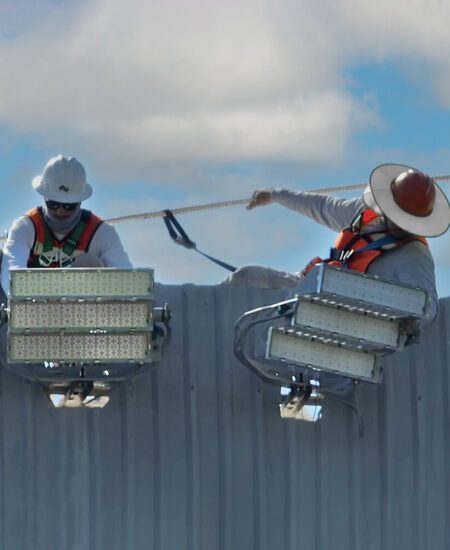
[247,188,364,232]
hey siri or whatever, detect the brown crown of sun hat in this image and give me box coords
[369,163,450,237]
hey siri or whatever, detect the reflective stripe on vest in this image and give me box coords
[26,207,103,268]
[301,208,428,275]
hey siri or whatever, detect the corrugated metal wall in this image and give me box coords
[0,285,448,550]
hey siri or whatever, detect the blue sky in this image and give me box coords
[0,0,448,296]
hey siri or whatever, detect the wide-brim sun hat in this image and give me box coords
[363,185,381,213]
[368,163,450,237]
[32,155,93,203]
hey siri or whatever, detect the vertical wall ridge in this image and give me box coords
[0,289,448,550]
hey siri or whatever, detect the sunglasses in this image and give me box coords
[45,199,80,211]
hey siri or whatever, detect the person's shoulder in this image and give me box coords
[9,214,34,231]
[390,238,434,263]
[89,218,121,240]
[82,209,103,222]
[4,215,35,248]
[406,237,434,254]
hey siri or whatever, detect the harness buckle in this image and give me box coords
[342,249,354,262]
[39,250,59,267]
[59,251,74,267]
[39,249,74,267]
[330,248,355,263]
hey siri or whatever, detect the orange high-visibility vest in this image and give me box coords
[26,206,103,268]
[301,209,428,275]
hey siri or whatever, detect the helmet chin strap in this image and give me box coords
[43,203,82,235]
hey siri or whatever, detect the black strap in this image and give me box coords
[163,209,196,248]
[162,210,236,272]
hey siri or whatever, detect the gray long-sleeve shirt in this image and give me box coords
[271,189,438,322]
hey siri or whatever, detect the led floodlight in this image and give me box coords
[8,332,150,363]
[294,299,404,350]
[267,327,381,383]
[9,301,151,330]
[10,268,154,299]
[297,264,430,318]
[2,268,169,408]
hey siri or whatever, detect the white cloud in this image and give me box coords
[0,0,448,188]
[0,0,382,179]
[112,91,374,160]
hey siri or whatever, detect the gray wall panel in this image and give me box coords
[0,286,449,550]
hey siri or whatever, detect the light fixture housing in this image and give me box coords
[267,326,382,383]
[235,264,432,423]
[295,263,430,318]
[7,268,157,368]
[10,268,153,299]
[293,298,405,351]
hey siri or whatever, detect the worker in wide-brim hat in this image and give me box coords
[1,155,132,294]
[364,164,449,237]
[226,163,450,328]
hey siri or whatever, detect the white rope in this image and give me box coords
[103,176,450,225]
[0,176,449,242]
[104,182,371,225]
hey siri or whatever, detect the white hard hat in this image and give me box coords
[32,155,93,203]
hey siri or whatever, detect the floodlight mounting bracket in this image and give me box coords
[0,303,8,326]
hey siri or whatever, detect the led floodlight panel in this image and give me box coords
[294,299,404,350]
[8,332,151,363]
[10,268,154,299]
[7,268,156,364]
[9,301,151,330]
[296,264,430,318]
[267,327,381,383]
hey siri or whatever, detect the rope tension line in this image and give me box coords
[104,176,450,226]
[0,176,448,243]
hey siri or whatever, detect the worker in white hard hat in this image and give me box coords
[226,163,450,326]
[1,155,132,294]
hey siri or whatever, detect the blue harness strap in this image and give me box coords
[330,233,400,268]
[352,233,399,251]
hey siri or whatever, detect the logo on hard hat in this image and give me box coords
[59,185,70,192]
